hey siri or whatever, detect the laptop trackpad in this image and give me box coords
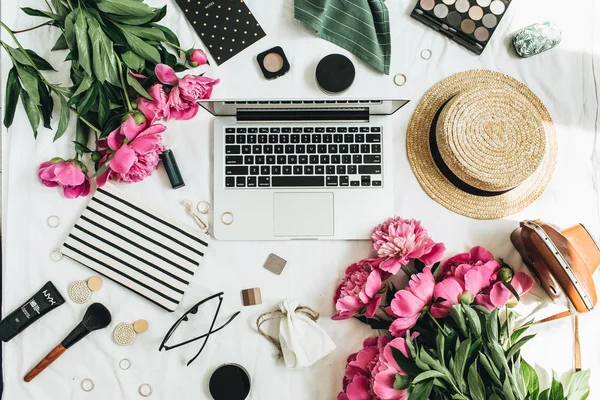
[273,192,334,237]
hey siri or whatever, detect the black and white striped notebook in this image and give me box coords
[61,183,209,312]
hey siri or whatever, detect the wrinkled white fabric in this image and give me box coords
[2,0,600,399]
[278,300,336,368]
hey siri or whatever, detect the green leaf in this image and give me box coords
[76,119,90,157]
[6,46,33,67]
[118,25,166,42]
[412,370,446,385]
[54,95,70,141]
[26,50,56,71]
[92,160,110,177]
[3,68,21,128]
[96,0,154,17]
[51,34,69,51]
[126,71,153,100]
[38,80,54,129]
[435,330,446,367]
[71,75,94,99]
[506,335,536,360]
[391,346,422,377]
[74,10,92,76]
[431,261,441,280]
[77,83,98,116]
[51,0,69,17]
[472,305,492,315]
[486,309,499,343]
[151,5,168,22]
[490,341,510,376]
[565,369,591,400]
[152,23,179,46]
[408,379,434,400]
[413,259,426,272]
[105,12,158,26]
[21,89,40,137]
[20,7,60,20]
[73,141,92,154]
[462,304,481,337]
[14,64,40,106]
[549,373,564,400]
[480,353,501,387]
[405,332,418,359]
[467,361,485,400]
[521,359,539,400]
[121,29,161,64]
[450,305,468,338]
[97,89,110,126]
[503,375,516,400]
[451,338,470,393]
[393,374,411,390]
[64,10,78,49]
[539,388,550,400]
[86,13,120,86]
[511,318,534,345]
[122,51,145,72]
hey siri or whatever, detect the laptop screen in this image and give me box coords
[198,99,409,116]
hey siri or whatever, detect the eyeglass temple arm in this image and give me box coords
[161,311,241,351]
[186,297,225,366]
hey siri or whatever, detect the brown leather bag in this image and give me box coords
[511,220,600,370]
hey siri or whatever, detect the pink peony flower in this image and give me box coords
[137,84,170,123]
[96,114,166,186]
[439,246,498,280]
[372,333,418,400]
[387,268,435,337]
[333,258,390,320]
[372,217,445,274]
[476,272,534,310]
[339,336,389,400]
[187,48,208,67]
[154,64,220,120]
[38,160,91,199]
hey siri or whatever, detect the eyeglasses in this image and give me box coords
[159,292,240,366]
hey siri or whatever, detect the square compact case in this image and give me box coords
[411,0,511,54]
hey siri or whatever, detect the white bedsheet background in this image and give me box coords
[1,0,600,398]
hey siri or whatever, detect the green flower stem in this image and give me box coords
[65,0,74,10]
[116,59,133,112]
[68,106,102,135]
[165,41,185,53]
[12,21,53,34]
[427,311,448,337]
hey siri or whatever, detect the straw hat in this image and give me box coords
[407,70,557,219]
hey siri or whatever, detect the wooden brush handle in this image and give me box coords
[24,344,67,382]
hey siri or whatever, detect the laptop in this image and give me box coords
[199,99,409,240]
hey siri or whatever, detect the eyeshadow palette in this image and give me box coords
[411,0,511,54]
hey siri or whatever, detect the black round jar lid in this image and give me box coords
[209,364,251,400]
[316,54,355,94]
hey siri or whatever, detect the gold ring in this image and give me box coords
[81,378,95,392]
[393,73,407,86]
[47,215,60,228]
[197,201,211,215]
[221,212,234,225]
[119,358,131,370]
[420,49,432,60]
[139,383,153,397]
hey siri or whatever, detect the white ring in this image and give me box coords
[119,359,131,370]
[196,201,210,215]
[393,73,407,86]
[139,383,153,397]
[221,212,234,225]
[81,378,95,392]
[50,249,63,262]
[47,215,60,228]
[420,49,432,60]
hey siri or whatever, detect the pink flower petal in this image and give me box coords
[406,268,435,304]
[512,272,534,295]
[388,315,419,337]
[96,167,111,187]
[52,162,85,186]
[364,269,382,299]
[351,346,379,371]
[490,282,510,308]
[474,294,495,310]
[107,127,124,151]
[336,295,363,314]
[463,269,487,295]
[155,64,179,86]
[128,70,147,79]
[129,134,161,154]
[110,145,137,174]
[419,242,446,265]
[470,246,495,262]
[365,295,382,318]
[121,115,147,141]
[170,103,199,120]
[373,368,409,400]
[390,290,424,318]
[345,374,370,400]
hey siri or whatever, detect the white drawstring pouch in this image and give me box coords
[257,299,336,369]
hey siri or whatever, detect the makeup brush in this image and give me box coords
[24,303,111,382]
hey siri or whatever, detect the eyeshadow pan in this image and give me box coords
[461,19,476,34]
[455,0,470,13]
[482,13,497,28]
[447,11,462,27]
[442,0,455,4]
[263,53,283,73]
[420,0,435,10]
[434,4,449,18]
[489,0,506,15]
[474,26,490,41]
[477,0,491,6]
[469,6,483,21]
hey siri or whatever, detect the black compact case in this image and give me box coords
[256,47,290,80]
[411,0,512,55]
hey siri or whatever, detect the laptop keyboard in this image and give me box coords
[224,126,383,188]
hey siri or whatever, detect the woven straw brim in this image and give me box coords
[406,70,557,220]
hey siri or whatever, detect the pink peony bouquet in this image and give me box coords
[333,217,590,400]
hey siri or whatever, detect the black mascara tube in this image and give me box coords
[0,281,65,342]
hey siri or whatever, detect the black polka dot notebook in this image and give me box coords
[174,0,266,65]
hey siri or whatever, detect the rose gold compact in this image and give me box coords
[257,46,290,80]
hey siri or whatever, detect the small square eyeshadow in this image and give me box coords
[263,253,287,275]
[241,288,262,306]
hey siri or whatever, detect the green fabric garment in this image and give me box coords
[294,0,391,75]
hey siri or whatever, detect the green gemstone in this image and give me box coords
[513,21,562,58]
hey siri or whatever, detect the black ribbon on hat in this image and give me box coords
[429,100,515,197]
